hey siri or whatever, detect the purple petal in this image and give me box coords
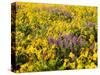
[63,34,68,40]
[58,31,62,40]
[67,33,73,40]
[55,38,63,48]
[48,36,55,45]
[70,42,73,50]
[87,22,96,27]
[72,36,78,45]
[63,38,68,48]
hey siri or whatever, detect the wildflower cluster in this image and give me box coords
[11,2,97,73]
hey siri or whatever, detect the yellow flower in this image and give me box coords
[51,53,55,59]
[20,63,29,72]
[92,53,97,61]
[27,35,32,40]
[90,62,96,68]
[51,44,56,49]
[16,46,21,51]
[28,65,33,72]
[16,70,19,73]
[36,50,42,60]
[69,52,75,59]
[77,63,83,69]
[85,65,90,69]
[43,47,47,52]
[70,62,75,69]
[76,58,81,64]
[42,39,48,46]
[64,59,67,63]
[26,46,34,53]
[89,34,94,43]
[84,51,88,57]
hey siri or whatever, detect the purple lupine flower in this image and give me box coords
[70,42,73,50]
[67,33,73,40]
[79,37,83,47]
[16,65,20,70]
[48,36,55,45]
[55,39,61,47]
[64,34,68,40]
[63,38,68,48]
[51,8,61,14]
[63,12,72,19]
[55,38,63,48]
[72,36,78,45]
[58,31,62,40]
[87,22,96,27]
